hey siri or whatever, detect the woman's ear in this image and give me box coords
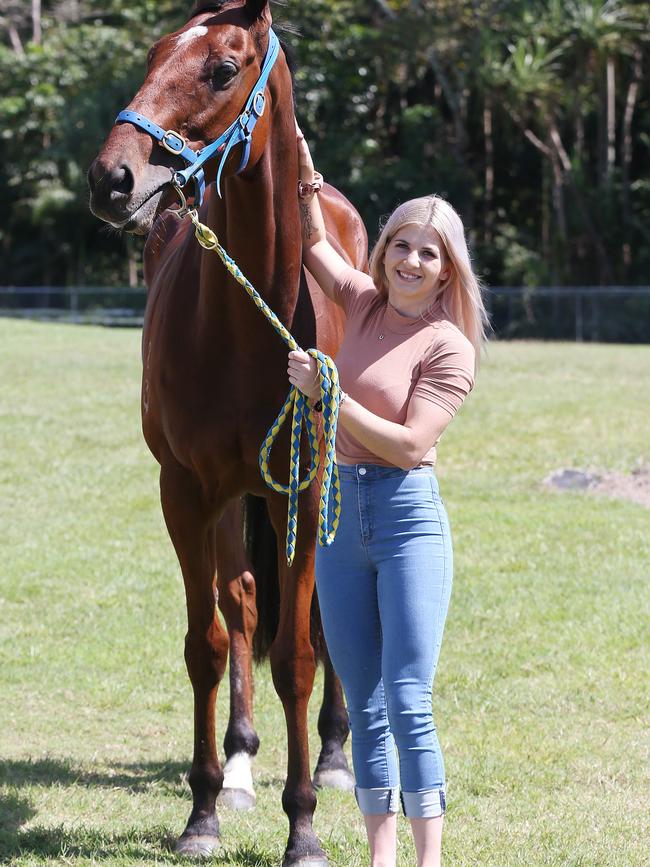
[439,263,455,292]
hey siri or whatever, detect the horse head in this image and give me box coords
[88,0,282,234]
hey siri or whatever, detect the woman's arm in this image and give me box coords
[287,351,456,471]
[337,393,454,470]
[296,124,350,300]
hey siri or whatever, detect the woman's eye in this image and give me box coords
[211,62,238,89]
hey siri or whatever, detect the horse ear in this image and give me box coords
[245,0,271,21]
[192,1,269,19]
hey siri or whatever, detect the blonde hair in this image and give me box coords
[369,195,490,365]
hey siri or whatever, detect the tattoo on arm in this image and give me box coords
[300,203,314,240]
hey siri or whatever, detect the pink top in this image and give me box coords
[333,267,475,467]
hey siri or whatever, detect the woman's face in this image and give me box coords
[383,223,449,313]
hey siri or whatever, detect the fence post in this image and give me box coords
[575,291,583,342]
[591,293,600,342]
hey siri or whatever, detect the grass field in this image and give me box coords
[0,319,648,867]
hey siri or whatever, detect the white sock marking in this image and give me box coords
[222,752,254,795]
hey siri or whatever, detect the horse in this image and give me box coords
[87,1,367,863]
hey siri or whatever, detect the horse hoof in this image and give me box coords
[217,786,256,810]
[174,834,220,857]
[312,768,355,792]
[282,858,328,867]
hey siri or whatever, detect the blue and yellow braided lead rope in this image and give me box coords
[187,208,342,565]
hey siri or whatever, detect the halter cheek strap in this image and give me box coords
[114,28,280,205]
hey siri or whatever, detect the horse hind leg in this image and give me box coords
[312,644,354,792]
[214,498,260,811]
[160,457,228,856]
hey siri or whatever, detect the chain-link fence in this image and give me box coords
[486,287,650,343]
[2,285,650,341]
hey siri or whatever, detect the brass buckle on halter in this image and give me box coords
[160,130,186,155]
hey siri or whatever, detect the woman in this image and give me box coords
[288,126,488,867]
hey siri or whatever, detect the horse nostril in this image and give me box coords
[87,159,134,200]
[111,164,134,197]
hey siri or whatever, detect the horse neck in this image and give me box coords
[199,91,301,343]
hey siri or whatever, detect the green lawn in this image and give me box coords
[1,320,648,866]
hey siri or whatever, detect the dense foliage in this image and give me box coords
[1,0,648,290]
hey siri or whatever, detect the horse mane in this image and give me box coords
[191,0,269,16]
[192,1,230,14]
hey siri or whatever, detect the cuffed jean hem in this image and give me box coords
[354,786,400,815]
[400,788,446,819]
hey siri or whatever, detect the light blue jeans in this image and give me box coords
[315,463,453,819]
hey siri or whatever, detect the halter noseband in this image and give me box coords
[115,28,280,205]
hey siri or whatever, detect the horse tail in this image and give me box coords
[243,493,325,663]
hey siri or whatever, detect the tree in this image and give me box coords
[1,0,648,298]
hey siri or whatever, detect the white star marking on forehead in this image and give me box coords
[176,25,208,47]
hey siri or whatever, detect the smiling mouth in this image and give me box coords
[396,269,421,281]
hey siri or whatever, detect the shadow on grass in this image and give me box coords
[0,790,35,828]
[0,760,281,864]
[0,790,37,862]
[1,825,276,865]
[0,824,169,863]
[2,758,286,796]
[0,757,188,795]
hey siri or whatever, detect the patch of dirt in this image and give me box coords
[544,463,650,509]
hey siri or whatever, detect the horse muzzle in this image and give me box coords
[87,156,170,233]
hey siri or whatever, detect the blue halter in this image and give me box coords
[115,28,280,205]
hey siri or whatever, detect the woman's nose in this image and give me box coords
[405,250,420,268]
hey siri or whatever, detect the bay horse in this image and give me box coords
[88,0,367,863]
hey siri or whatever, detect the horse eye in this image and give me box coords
[211,62,238,89]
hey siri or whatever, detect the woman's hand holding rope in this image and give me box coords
[288,350,321,401]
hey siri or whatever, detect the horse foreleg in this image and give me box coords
[313,644,354,792]
[160,458,228,857]
[267,492,328,867]
[215,498,259,811]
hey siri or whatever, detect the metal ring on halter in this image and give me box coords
[173,170,188,190]
[252,90,266,117]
